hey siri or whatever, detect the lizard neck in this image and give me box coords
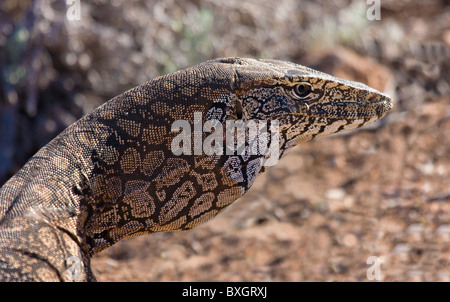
[0,136,95,280]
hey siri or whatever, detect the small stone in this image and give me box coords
[325,188,346,200]
[418,160,434,175]
[342,233,358,247]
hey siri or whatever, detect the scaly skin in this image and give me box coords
[0,57,392,281]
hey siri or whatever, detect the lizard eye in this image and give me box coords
[293,83,313,99]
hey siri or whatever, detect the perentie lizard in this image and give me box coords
[0,57,392,281]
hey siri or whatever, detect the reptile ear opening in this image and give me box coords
[235,99,244,120]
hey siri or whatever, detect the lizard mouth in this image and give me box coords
[309,95,393,120]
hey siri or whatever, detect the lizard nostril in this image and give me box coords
[367,95,379,103]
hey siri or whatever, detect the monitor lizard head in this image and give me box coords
[205,57,393,155]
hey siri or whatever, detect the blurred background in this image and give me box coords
[0,0,449,281]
